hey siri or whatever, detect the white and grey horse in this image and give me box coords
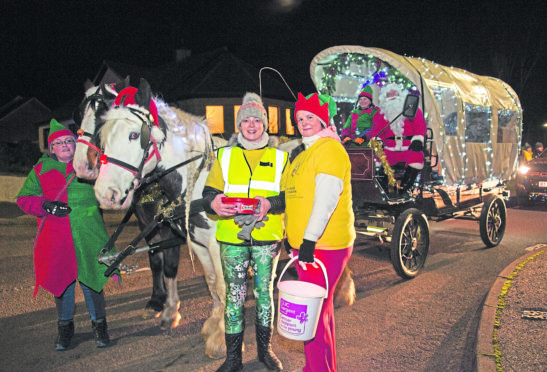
[76,80,226,358]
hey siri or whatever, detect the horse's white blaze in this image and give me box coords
[74,86,104,180]
[94,117,151,209]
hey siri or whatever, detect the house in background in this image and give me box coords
[0,96,52,145]
[2,47,299,153]
[92,47,298,139]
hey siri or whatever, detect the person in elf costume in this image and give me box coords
[366,83,426,195]
[202,92,288,372]
[341,84,379,146]
[16,119,119,351]
[284,92,355,372]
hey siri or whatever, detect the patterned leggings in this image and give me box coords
[220,242,280,334]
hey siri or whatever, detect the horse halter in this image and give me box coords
[99,105,163,190]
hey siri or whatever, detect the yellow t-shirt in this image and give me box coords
[284,138,355,250]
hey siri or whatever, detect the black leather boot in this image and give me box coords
[55,320,74,351]
[400,167,420,196]
[92,318,110,348]
[216,332,244,372]
[256,324,283,371]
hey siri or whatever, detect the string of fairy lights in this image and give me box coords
[316,52,521,187]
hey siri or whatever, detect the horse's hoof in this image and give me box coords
[334,266,356,308]
[142,307,161,320]
[205,338,226,359]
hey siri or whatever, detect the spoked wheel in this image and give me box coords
[479,195,507,247]
[390,208,430,279]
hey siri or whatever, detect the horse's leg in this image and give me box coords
[333,264,356,308]
[143,249,167,319]
[134,205,168,319]
[189,234,226,359]
[159,245,181,329]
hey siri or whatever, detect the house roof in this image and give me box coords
[0,97,51,142]
[96,47,296,102]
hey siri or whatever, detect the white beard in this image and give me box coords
[379,95,405,137]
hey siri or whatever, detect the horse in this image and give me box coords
[73,80,129,180]
[73,81,226,359]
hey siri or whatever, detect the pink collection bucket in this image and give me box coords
[276,256,328,341]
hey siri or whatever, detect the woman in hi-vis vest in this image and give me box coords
[203,92,288,372]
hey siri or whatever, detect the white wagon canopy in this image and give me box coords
[310,45,522,186]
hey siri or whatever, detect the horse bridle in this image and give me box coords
[98,105,163,190]
[76,86,110,156]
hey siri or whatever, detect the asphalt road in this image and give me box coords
[0,201,545,371]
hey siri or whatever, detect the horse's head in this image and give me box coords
[73,79,128,179]
[94,80,165,209]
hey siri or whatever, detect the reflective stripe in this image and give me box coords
[220,147,285,194]
[224,184,249,193]
[220,147,232,188]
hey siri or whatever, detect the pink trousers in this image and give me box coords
[295,246,353,372]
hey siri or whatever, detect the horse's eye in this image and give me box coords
[129,132,140,140]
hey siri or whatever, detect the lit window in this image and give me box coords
[206,106,224,134]
[268,106,279,134]
[286,109,295,135]
[233,105,240,133]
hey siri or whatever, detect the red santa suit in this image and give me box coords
[366,85,426,170]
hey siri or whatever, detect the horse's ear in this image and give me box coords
[135,78,152,108]
[102,83,117,99]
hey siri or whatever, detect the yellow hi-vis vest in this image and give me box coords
[216,146,287,244]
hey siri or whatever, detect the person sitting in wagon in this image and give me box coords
[366,83,426,196]
[341,84,379,146]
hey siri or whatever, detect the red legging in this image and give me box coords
[294,246,353,372]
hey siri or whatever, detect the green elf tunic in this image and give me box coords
[17,154,118,297]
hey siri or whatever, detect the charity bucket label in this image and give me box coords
[279,297,309,336]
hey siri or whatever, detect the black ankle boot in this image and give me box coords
[55,320,74,351]
[92,318,110,348]
[256,324,283,371]
[216,332,244,372]
[400,167,420,196]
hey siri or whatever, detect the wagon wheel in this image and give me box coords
[479,195,507,247]
[390,208,430,279]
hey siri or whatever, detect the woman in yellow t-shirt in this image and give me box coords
[284,93,355,372]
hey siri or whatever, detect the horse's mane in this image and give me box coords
[155,98,215,167]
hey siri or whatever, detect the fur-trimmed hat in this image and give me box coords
[48,118,76,148]
[358,85,374,102]
[294,92,336,128]
[236,92,268,130]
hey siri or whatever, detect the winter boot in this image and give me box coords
[216,332,244,372]
[55,320,74,351]
[399,167,420,196]
[92,318,110,348]
[256,324,283,371]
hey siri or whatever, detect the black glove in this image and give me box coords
[408,140,423,152]
[283,238,292,256]
[298,239,316,263]
[42,200,72,217]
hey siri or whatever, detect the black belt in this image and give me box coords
[385,136,413,141]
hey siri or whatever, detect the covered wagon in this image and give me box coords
[307,46,521,278]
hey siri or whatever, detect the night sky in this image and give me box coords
[2,0,546,140]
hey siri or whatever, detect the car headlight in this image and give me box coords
[518,165,530,175]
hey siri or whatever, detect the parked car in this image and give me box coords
[516,149,547,204]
